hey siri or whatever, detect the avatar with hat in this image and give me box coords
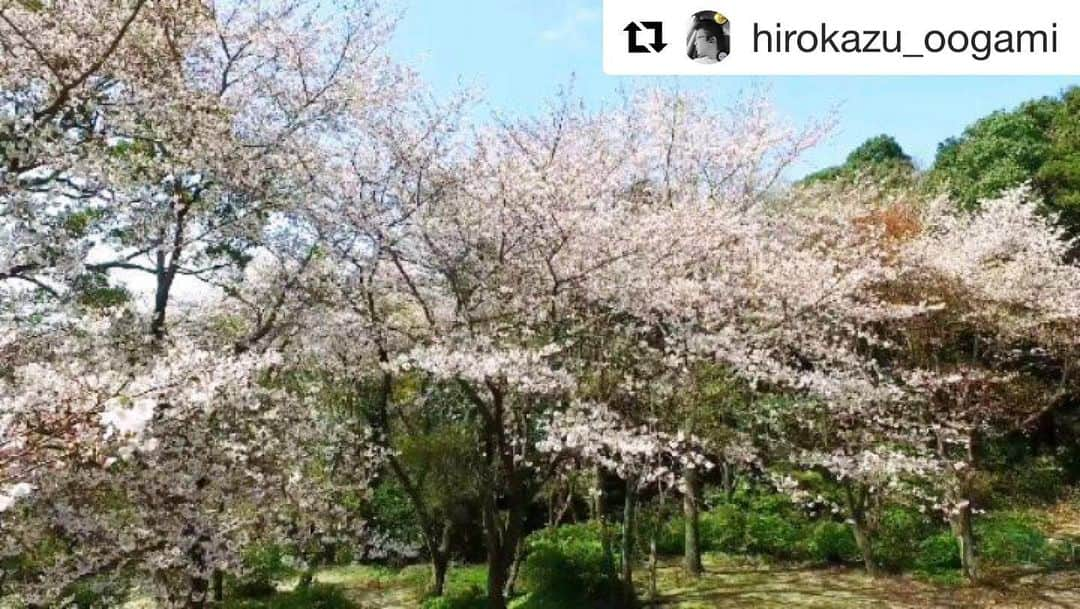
[687,10,730,64]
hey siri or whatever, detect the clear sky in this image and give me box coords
[386,0,1079,179]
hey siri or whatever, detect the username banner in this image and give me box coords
[603,0,1079,75]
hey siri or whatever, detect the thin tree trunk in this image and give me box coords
[186,577,209,609]
[955,430,980,581]
[594,469,618,607]
[621,478,638,608]
[503,536,525,599]
[648,527,658,607]
[211,569,223,604]
[851,517,875,576]
[297,568,315,590]
[721,461,735,500]
[953,502,979,581]
[186,530,210,609]
[482,489,509,609]
[431,521,453,596]
[682,468,703,577]
[845,484,877,576]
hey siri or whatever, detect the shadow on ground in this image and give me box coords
[648,554,1080,609]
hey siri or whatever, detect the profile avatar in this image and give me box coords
[687,10,731,64]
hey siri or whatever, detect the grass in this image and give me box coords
[256,551,1080,609]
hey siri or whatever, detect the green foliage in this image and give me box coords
[874,507,936,571]
[420,588,486,609]
[1045,538,1080,569]
[655,516,685,555]
[991,457,1068,506]
[72,273,130,308]
[744,513,805,559]
[914,532,961,573]
[230,544,293,599]
[929,97,1058,209]
[65,577,130,609]
[808,521,859,565]
[520,523,617,604]
[396,425,482,515]
[1035,87,1080,236]
[61,209,104,238]
[224,584,353,609]
[975,511,1050,566]
[801,134,916,187]
[368,480,423,550]
[928,87,1080,241]
[700,504,747,553]
[846,135,914,167]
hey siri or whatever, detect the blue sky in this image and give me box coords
[386,0,1079,178]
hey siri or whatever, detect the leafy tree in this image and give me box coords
[1035,87,1080,240]
[928,97,1058,210]
[801,134,915,186]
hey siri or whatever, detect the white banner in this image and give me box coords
[603,0,1079,75]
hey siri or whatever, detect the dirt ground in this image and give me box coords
[647,555,1080,609]
[311,556,1080,609]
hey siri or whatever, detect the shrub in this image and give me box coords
[66,577,130,609]
[975,511,1050,566]
[224,584,353,609]
[231,543,292,599]
[748,493,797,517]
[520,523,617,604]
[874,507,935,571]
[1045,538,1079,569]
[914,532,961,573]
[1007,458,1068,505]
[700,504,746,553]
[420,587,486,609]
[368,482,423,556]
[655,516,685,556]
[808,521,859,565]
[655,503,746,556]
[744,513,805,559]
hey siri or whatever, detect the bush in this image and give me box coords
[520,523,617,604]
[420,587,486,609]
[66,577,130,609]
[744,513,805,559]
[975,511,1050,566]
[224,584,353,609]
[914,532,961,573]
[368,482,423,557]
[655,516,685,556]
[808,521,859,565]
[1001,458,1068,505]
[231,544,293,599]
[874,507,935,571]
[655,503,747,556]
[1046,538,1080,568]
[700,504,747,553]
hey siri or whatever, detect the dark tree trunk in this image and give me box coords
[186,577,209,609]
[593,469,618,607]
[212,569,224,603]
[721,461,736,500]
[682,468,703,577]
[621,478,638,608]
[431,521,453,596]
[482,489,519,609]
